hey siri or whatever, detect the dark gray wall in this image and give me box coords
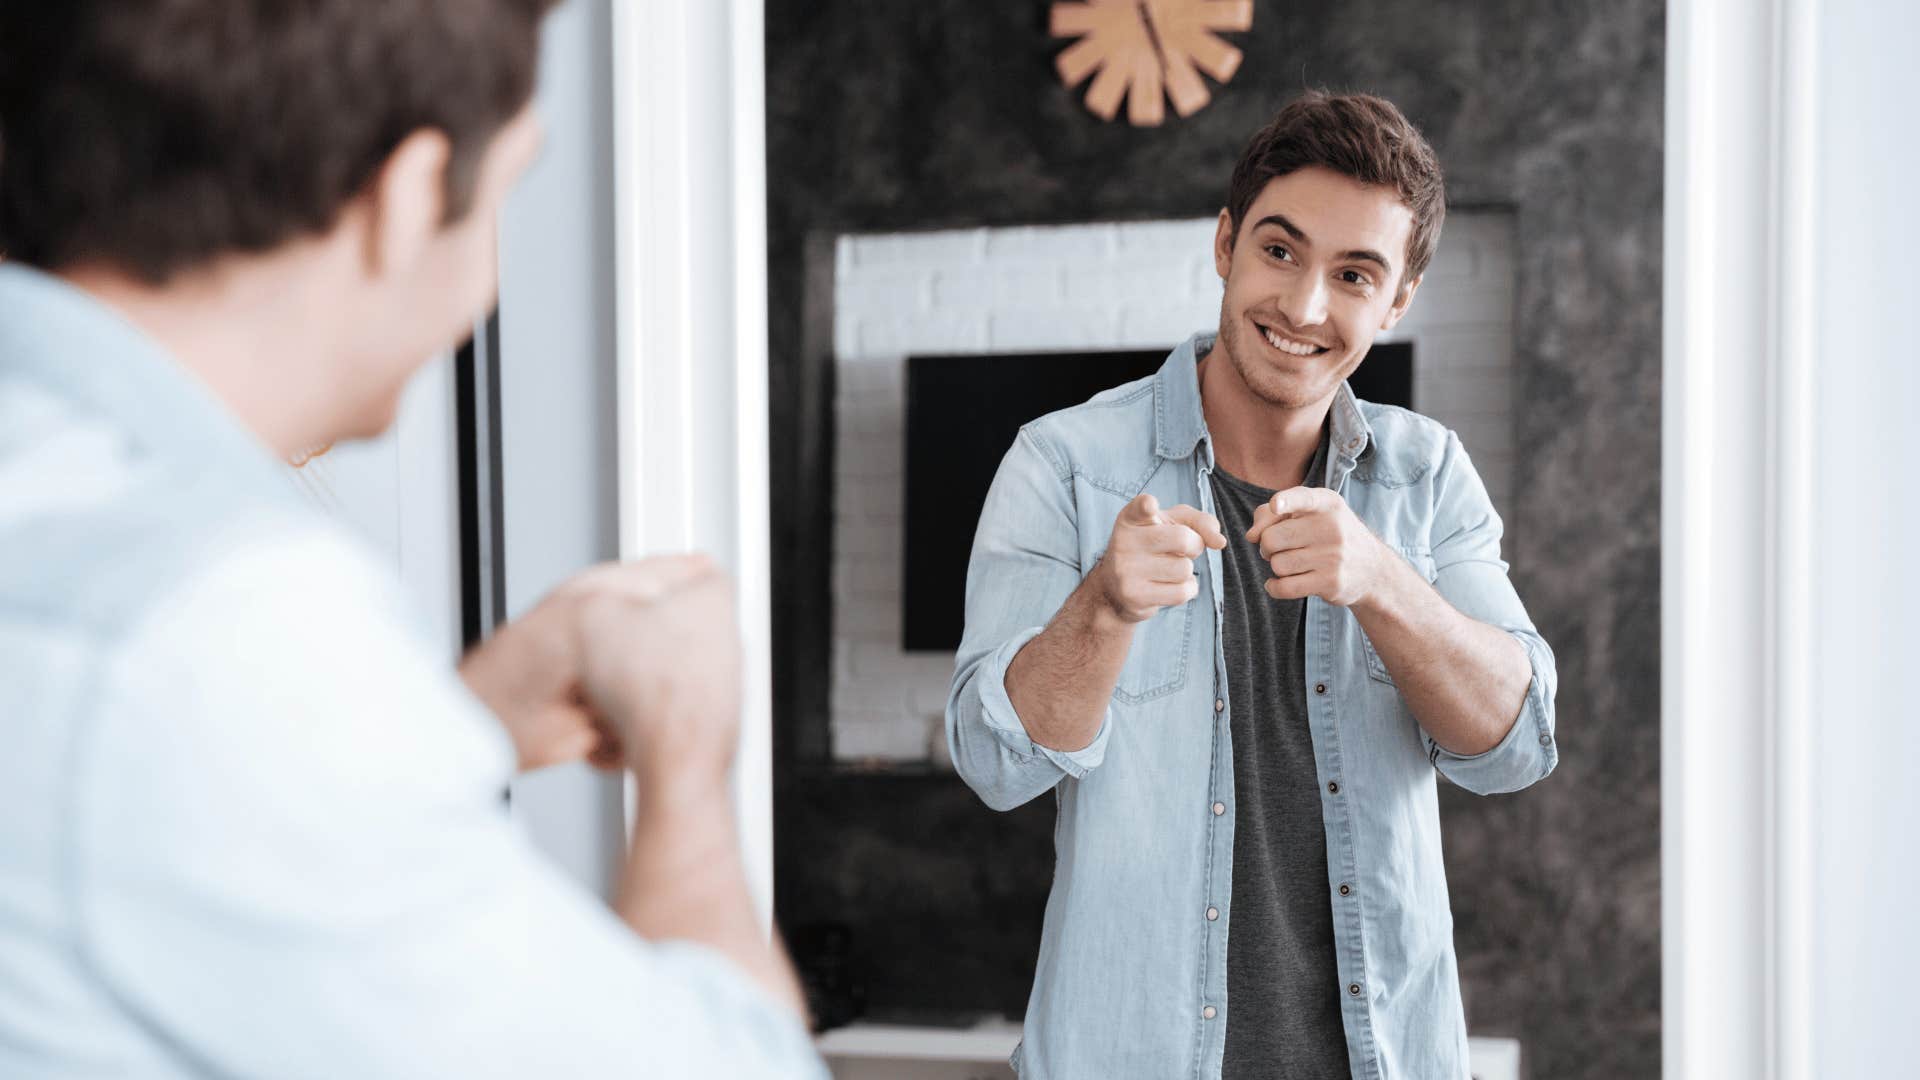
[768,3,1664,1076]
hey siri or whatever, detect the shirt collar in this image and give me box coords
[1153,330,1377,465]
[0,263,300,507]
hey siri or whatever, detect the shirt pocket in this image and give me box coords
[1362,546,1437,687]
[1114,600,1192,704]
[1078,483,1195,706]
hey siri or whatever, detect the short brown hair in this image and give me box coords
[1226,91,1446,295]
[0,0,560,283]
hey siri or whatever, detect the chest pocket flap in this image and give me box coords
[1077,481,1195,705]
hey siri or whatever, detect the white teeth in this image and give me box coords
[1261,325,1321,357]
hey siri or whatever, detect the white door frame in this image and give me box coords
[1662,0,1816,1075]
[609,0,775,924]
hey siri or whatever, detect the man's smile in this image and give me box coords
[1253,317,1332,358]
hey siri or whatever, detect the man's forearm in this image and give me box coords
[1351,554,1532,756]
[617,787,808,1022]
[1003,573,1137,753]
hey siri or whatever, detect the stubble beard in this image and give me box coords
[1215,301,1349,412]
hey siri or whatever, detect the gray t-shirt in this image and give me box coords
[1209,431,1352,1079]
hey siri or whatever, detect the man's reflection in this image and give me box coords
[946,91,1557,1079]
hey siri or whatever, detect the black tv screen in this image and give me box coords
[900,343,1413,652]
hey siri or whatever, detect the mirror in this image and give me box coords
[766,4,1662,1077]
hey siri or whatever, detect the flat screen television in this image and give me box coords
[900,343,1413,651]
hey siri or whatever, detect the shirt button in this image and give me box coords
[1214,698,1225,713]
[1202,1005,1217,1019]
[1327,781,1340,795]
[1314,682,1328,695]
[1338,883,1352,897]
[1206,906,1219,921]
[1212,801,1226,816]
[1348,983,1362,997]
[1539,733,1552,746]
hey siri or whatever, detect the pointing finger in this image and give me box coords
[1119,493,1162,527]
[1267,487,1330,520]
[1161,504,1227,551]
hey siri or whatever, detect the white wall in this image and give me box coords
[498,0,627,899]
[1804,0,1918,1073]
[288,356,462,662]
[1664,0,1919,1074]
[830,215,1516,762]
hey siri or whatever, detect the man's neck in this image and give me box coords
[1197,346,1334,491]
[61,251,354,460]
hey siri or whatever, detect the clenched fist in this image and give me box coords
[459,554,743,802]
[1093,493,1228,623]
[566,556,744,801]
[1244,487,1393,607]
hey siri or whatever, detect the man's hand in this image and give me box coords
[1247,487,1537,760]
[567,555,743,807]
[460,558,798,1019]
[459,591,621,774]
[1244,487,1395,608]
[1093,494,1228,623]
[458,555,739,783]
[540,557,804,1022]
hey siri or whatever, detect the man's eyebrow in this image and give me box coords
[1250,213,1395,276]
[1251,213,1308,245]
[1341,247,1394,274]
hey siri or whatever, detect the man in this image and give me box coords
[0,3,822,1077]
[947,92,1558,1079]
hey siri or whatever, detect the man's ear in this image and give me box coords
[1213,208,1235,282]
[1381,273,1422,331]
[361,128,452,279]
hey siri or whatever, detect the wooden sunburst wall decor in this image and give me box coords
[1050,0,1254,126]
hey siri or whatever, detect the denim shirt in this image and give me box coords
[946,333,1558,1080]
[0,265,825,1079]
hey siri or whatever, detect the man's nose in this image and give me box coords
[1279,274,1330,329]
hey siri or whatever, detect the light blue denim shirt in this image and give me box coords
[0,265,825,1079]
[946,333,1558,1080]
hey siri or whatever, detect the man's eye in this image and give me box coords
[1266,246,1294,263]
[1340,270,1370,286]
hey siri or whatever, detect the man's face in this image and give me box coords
[1211,165,1422,411]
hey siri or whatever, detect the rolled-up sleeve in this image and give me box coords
[1421,431,1559,795]
[947,427,1112,812]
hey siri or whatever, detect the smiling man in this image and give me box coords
[947,92,1559,1079]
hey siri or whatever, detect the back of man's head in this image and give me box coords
[0,0,559,284]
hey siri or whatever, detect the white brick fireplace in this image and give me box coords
[831,214,1517,762]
